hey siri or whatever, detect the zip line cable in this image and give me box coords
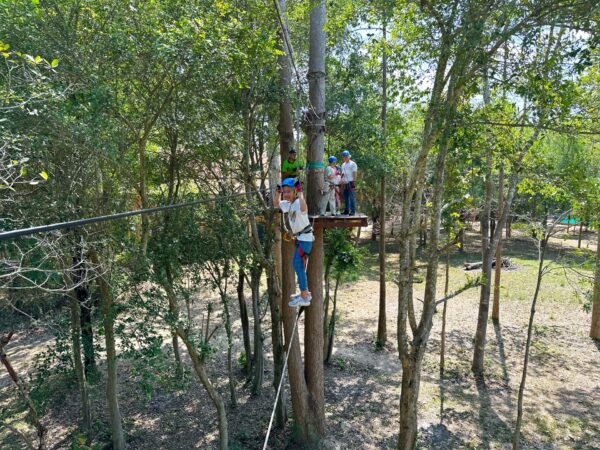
[0,190,261,241]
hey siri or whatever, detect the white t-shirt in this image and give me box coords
[341,160,358,182]
[279,199,314,242]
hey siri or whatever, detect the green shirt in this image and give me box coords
[281,158,303,178]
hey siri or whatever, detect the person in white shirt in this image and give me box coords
[340,150,357,215]
[319,156,339,216]
[274,177,315,307]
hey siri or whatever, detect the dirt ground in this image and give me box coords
[1,225,599,449]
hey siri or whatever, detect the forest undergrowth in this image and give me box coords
[1,226,598,450]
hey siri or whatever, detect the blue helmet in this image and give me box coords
[341,150,350,157]
[328,156,337,163]
[281,178,296,188]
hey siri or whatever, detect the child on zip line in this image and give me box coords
[274,177,314,307]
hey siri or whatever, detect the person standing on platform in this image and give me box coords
[319,156,338,216]
[340,150,357,216]
[281,148,303,180]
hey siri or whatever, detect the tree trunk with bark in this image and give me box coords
[512,236,548,449]
[268,118,286,426]
[440,253,450,378]
[223,293,237,408]
[377,19,388,349]
[162,266,183,380]
[590,231,600,339]
[162,135,183,377]
[276,0,313,440]
[178,329,228,450]
[67,290,92,432]
[473,148,494,377]
[473,128,541,375]
[303,0,327,439]
[325,274,341,363]
[138,137,149,257]
[72,241,96,376]
[237,269,253,376]
[492,167,504,321]
[250,266,264,395]
[89,249,125,450]
[398,126,451,448]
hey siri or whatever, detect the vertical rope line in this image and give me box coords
[262,307,303,450]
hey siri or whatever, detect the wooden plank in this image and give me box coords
[309,214,368,229]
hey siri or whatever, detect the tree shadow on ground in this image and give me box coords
[539,385,600,449]
[417,422,468,449]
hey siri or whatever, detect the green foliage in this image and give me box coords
[238,351,248,370]
[30,313,74,385]
[325,228,366,282]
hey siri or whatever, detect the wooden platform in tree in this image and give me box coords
[309,214,368,229]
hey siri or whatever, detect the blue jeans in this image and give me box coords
[293,240,312,291]
[343,184,356,215]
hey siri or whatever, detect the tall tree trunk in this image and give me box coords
[177,329,228,450]
[237,268,253,376]
[79,295,95,376]
[377,175,387,348]
[221,292,237,408]
[276,0,311,438]
[162,129,183,377]
[512,237,548,449]
[73,242,96,376]
[377,19,388,348]
[268,124,287,426]
[281,236,311,439]
[492,167,505,321]
[68,291,92,432]
[472,128,541,375]
[398,92,454,447]
[590,231,600,339]
[325,274,341,363]
[267,227,287,427]
[162,266,183,379]
[251,267,264,395]
[89,250,125,450]
[394,26,468,431]
[303,0,327,439]
[138,137,149,256]
[323,256,333,355]
[398,356,422,450]
[440,253,450,378]
[578,221,584,248]
[473,148,494,377]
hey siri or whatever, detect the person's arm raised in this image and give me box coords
[295,180,308,213]
[298,191,308,213]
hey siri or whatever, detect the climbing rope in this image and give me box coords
[262,306,304,450]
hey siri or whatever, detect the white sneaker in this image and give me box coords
[288,294,312,307]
